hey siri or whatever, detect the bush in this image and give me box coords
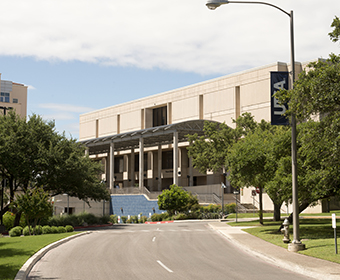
[23,226,33,236]
[99,215,110,224]
[121,216,127,223]
[110,215,118,224]
[173,213,187,220]
[3,212,26,231]
[65,225,74,232]
[226,203,236,214]
[9,226,23,237]
[140,216,147,223]
[151,213,171,222]
[42,225,52,234]
[34,225,43,235]
[77,212,98,226]
[57,226,66,233]
[51,226,58,234]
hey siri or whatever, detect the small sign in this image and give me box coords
[233,191,239,195]
[256,187,260,194]
[332,213,337,229]
[252,190,256,196]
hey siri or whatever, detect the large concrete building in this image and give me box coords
[59,60,330,216]
[0,74,27,117]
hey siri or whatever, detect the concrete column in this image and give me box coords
[139,138,144,191]
[189,157,193,186]
[173,131,178,185]
[109,142,114,190]
[158,144,162,191]
[130,148,135,187]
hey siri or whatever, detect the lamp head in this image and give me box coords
[206,0,229,10]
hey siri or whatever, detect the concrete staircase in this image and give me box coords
[110,195,163,217]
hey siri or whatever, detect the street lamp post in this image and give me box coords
[206,0,305,251]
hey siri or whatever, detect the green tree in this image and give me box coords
[187,113,257,174]
[0,112,109,223]
[274,16,340,218]
[329,16,340,43]
[13,187,53,235]
[157,185,199,216]
[227,122,291,223]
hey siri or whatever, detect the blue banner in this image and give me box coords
[271,72,289,125]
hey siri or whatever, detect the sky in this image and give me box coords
[0,0,339,140]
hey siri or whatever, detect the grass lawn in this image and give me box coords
[228,216,340,264]
[0,232,79,280]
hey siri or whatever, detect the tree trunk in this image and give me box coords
[287,200,310,224]
[14,211,22,227]
[278,200,310,231]
[259,186,263,225]
[273,203,281,221]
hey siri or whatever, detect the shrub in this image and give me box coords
[42,225,52,234]
[57,226,66,233]
[130,215,139,223]
[99,215,110,224]
[63,215,79,227]
[34,225,43,235]
[3,212,26,231]
[65,225,74,232]
[151,213,171,222]
[173,213,187,220]
[110,215,118,224]
[23,226,33,236]
[77,212,98,225]
[9,226,23,237]
[121,216,127,223]
[51,226,58,234]
[225,203,236,214]
[140,216,147,223]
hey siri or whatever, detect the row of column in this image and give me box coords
[107,131,190,191]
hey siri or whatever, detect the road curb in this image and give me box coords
[14,231,91,280]
[209,223,340,280]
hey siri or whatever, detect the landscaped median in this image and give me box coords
[227,212,340,264]
[0,232,80,280]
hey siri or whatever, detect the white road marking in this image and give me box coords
[157,260,173,273]
[152,237,156,242]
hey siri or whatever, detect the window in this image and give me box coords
[114,157,124,173]
[0,92,10,103]
[153,106,167,127]
[162,151,173,169]
[135,154,147,172]
[13,98,18,103]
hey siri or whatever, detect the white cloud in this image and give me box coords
[26,85,36,90]
[0,0,338,75]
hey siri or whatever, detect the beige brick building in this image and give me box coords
[75,60,327,215]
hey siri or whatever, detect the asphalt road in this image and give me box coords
[27,221,312,280]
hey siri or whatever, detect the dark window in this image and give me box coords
[114,157,124,173]
[162,151,173,169]
[153,106,167,127]
[135,154,147,172]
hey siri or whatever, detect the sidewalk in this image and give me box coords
[209,220,340,280]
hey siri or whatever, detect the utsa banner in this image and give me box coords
[271,72,289,125]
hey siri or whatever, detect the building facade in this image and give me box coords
[74,60,325,216]
[0,74,28,117]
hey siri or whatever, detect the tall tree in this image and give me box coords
[274,16,340,217]
[0,112,109,222]
[227,121,291,223]
[187,112,257,174]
